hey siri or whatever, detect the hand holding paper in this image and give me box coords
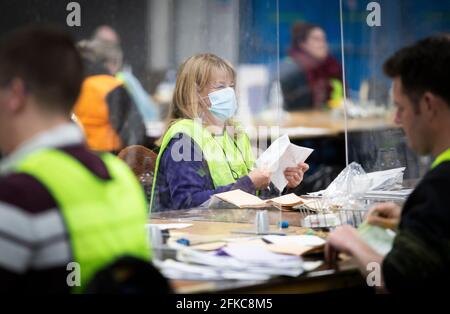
[284,163,310,188]
[256,135,313,191]
[248,167,272,190]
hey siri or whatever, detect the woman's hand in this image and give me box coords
[284,162,309,189]
[248,167,271,190]
[366,202,402,230]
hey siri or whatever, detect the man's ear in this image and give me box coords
[421,91,439,122]
[7,78,28,113]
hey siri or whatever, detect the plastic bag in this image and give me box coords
[321,162,372,209]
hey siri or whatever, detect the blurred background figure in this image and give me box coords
[280,22,343,111]
[92,25,160,124]
[92,25,121,45]
[73,38,147,153]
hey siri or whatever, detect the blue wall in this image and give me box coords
[240,0,450,97]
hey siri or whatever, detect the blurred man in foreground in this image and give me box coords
[0,26,151,293]
[327,35,450,292]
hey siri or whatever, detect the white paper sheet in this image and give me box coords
[308,167,406,197]
[221,243,302,267]
[155,259,271,281]
[213,189,268,208]
[263,235,326,247]
[169,243,304,278]
[365,167,405,191]
[358,222,396,256]
[146,223,193,230]
[255,134,313,191]
[303,261,324,272]
[303,213,341,228]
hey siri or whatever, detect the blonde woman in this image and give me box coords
[150,53,308,211]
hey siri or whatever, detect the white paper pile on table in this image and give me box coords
[292,197,328,212]
[220,244,304,276]
[365,167,406,191]
[146,223,193,230]
[363,189,413,201]
[358,221,396,256]
[302,213,341,228]
[154,259,271,281]
[263,235,326,247]
[262,235,326,256]
[211,189,308,209]
[308,167,408,199]
[155,238,324,281]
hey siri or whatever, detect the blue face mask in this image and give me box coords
[207,87,237,121]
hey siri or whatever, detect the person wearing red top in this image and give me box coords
[280,22,342,111]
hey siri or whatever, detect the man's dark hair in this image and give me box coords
[0,26,83,113]
[383,35,450,108]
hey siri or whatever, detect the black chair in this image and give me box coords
[85,256,173,294]
[279,59,313,111]
[117,145,158,204]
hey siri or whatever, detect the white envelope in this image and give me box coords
[256,134,313,191]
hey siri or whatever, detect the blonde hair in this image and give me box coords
[158,53,237,144]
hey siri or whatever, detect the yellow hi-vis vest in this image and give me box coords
[431,148,450,169]
[15,148,151,293]
[150,119,255,211]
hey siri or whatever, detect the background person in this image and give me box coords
[73,38,147,153]
[326,35,450,292]
[150,53,309,211]
[280,22,343,111]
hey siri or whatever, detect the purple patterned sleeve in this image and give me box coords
[154,134,258,211]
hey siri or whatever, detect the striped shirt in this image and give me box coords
[0,124,112,293]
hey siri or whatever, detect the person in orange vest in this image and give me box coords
[73,39,147,153]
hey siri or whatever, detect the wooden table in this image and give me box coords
[284,110,395,131]
[151,208,370,294]
[252,110,397,140]
[146,110,397,141]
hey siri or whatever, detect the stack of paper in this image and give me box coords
[213,190,268,208]
[363,189,413,201]
[269,193,309,209]
[221,244,301,265]
[146,223,193,230]
[172,242,304,278]
[263,235,326,256]
[303,213,341,228]
[263,235,326,247]
[255,134,313,191]
[154,237,327,281]
[155,259,271,281]
[292,198,327,212]
[309,167,407,198]
[365,168,405,191]
[212,189,308,209]
[358,221,396,256]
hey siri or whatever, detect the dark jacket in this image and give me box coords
[383,161,450,292]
